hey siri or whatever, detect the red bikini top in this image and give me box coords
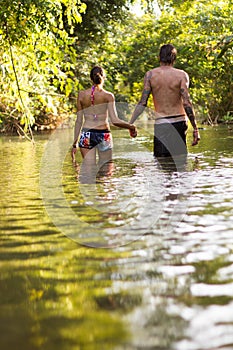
[91,85,97,119]
[91,85,95,106]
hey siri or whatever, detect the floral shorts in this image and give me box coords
[79,128,113,152]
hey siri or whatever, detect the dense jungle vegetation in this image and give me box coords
[0,0,232,136]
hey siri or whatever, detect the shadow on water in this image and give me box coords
[0,125,233,349]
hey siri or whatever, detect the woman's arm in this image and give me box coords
[107,93,137,136]
[72,92,84,157]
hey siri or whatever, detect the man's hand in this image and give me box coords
[192,129,200,146]
[129,125,137,138]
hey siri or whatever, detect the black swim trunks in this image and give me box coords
[154,120,188,157]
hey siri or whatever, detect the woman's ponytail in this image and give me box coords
[90,66,104,84]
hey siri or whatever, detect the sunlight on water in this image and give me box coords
[1,125,233,350]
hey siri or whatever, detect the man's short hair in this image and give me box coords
[159,44,177,64]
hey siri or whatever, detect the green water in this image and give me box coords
[1,124,233,350]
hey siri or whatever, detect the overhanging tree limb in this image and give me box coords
[5,20,34,142]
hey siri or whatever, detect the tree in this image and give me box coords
[0,0,138,134]
[0,0,86,134]
[114,0,233,123]
[1,0,232,134]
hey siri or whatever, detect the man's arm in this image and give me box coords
[180,73,200,146]
[130,71,152,124]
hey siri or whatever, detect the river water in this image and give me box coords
[0,124,233,350]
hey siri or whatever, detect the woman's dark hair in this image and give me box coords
[90,66,104,84]
[159,44,177,64]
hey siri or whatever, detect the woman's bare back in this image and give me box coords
[78,87,113,129]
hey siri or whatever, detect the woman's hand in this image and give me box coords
[71,145,77,161]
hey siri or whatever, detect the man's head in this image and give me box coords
[159,44,177,65]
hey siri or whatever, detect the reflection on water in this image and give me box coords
[0,125,233,350]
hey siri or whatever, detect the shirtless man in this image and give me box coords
[130,44,200,157]
[72,66,137,170]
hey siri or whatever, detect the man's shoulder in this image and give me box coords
[166,67,189,81]
[149,66,187,74]
[150,67,160,73]
[174,67,188,76]
[144,68,158,79]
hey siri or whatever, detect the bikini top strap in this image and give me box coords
[91,85,95,106]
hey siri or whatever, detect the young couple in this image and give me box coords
[72,44,200,175]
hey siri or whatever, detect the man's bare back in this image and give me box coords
[149,66,189,118]
[130,44,200,153]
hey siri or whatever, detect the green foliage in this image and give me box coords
[112,0,233,124]
[0,0,86,42]
[0,0,232,134]
[0,0,137,134]
[0,0,86,134]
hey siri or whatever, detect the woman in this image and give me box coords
[72,66,137,171]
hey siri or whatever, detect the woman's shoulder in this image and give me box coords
[78,88,91,99]
[79,88,92,94]
[102,89,115,101]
